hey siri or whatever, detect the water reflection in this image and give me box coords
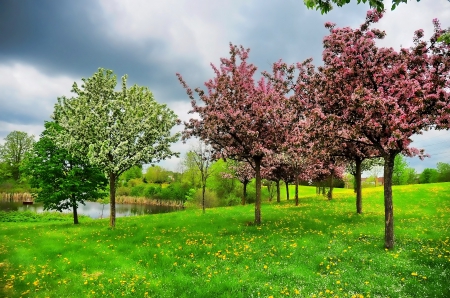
[0,201,182,219]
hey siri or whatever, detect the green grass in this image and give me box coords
[1,183,449,297]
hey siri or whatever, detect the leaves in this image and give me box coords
[20,122,107,223]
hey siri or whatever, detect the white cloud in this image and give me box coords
[375,1,450,49]
[97,0,248,68]
[0,121,42,145]
[0,62,79,141]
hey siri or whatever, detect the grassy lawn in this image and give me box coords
[1,184,449,297]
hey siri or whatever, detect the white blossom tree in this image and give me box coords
[53,68,180,227]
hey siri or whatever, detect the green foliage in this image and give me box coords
[181,151,201,188]
[52,68,180,226]
[20,122,108,224]
[392,155,410,185]
[0,161,13,182]
[437,32,450,44]
[419,168,439,184]
[206,159,236,199]
[145,165,170,184]
[0,179,33,193]
[304,0,413,14]
[1,183,449,297]
[130,184,146,197]
[126,178,144,187]
[223,193,241,206]
[404,167,418,184]
[436,162,450,182]
[119,165,143,186]
[158,182,190,202]
[0,130,35,181]
[116,186,131,196]
[53,68,180,178]
[184,188,196,201]
[193,188,220,208]
[143,184,161,198]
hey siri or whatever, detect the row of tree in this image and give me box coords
[2,9,448,250]
[176,10,450,249]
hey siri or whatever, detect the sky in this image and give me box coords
[1,0,450,174]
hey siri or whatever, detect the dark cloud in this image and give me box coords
[0,0,202,101]
[0,0,449,172]
[235,1,369,68]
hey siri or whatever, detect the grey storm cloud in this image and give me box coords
[0,0,449,171]
[0,0,202,100]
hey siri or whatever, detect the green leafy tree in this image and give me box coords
[392,155,409,185]
[404,167,418,184]
[0,161,13,182]
[0,131,35,180]
[207,159,238,202]
[436,162,450,182]
[189,142,214,214]
[52,68,180,228]
[119,165,143,186]
[181,151,202,188]
[21,122,107,224]
[419,168,439,184]
[145,165,170,184]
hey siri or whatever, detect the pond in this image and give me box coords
[0,201,183,219]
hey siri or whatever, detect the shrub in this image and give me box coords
[224,193,241,206]
[159,183,189,202]
[127,178,145,187]
[130,184,146,197]
[143,185,161,198]
[116,186,131,196]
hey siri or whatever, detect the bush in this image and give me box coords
[224,193,241,206]
[130,184,146,197]
[143,185,161,198]
[116,186,131,196]
[127,178,145,187]
[158,183,189,202]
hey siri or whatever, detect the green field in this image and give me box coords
[1,184,449,297]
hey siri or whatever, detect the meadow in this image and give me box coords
[1,183,449,297]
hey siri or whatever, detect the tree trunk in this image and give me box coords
[355,158,363,214]
[276,180,280,203]
[72,196,79,225]
[242,181,248,205]
[384,154,396,249]
[285,180,289,201]
[109,173,116,228]
[295,175,299,206]
[202,183,206,214]
[254,156,262,225]
[327,174,334,200]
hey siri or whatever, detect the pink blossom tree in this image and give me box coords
[314,10,449,249]
[261,153,292,203]
[177,44,291,224]
[223,160,254,205]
